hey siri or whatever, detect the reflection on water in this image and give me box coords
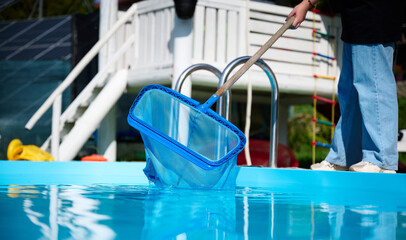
[141,188,237,239]
[0,185,405,239]
[2,185,116,240]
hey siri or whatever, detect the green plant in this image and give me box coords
[288,105,333,168]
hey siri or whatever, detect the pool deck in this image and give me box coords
[0,161,405,195]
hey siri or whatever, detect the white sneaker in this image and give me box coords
[311,160,349,171]
[349,161,396,173]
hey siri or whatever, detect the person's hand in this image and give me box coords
[287,0,311,29]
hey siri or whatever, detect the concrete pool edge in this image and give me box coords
[0,161,405,194]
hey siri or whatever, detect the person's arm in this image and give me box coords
[287,0,319,29]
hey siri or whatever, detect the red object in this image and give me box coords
[237,139,299,168]
[81,154,108,162]
[312,95,337,105]
[311,8,336,17]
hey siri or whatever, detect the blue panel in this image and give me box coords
[2,18,62,48]
[9,47,44,60]
[35,21,71,45]
[235,166,406,194]
[0,49,14,59]
[0,17,71,60]
[0,161,149,185]
[31,18,71,45]
[0,22,9,31]
[0,161,405,195]
[38,46,71,60]
[0,20,36,42]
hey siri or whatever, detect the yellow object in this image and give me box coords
[7,139,54,161]
[7,185,39,198]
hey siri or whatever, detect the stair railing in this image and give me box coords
[25,3,139,160]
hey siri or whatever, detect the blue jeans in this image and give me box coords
[326,42,398,170]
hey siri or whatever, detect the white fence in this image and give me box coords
[125,0,342,95]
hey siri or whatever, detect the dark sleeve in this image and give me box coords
[340,0,403,44]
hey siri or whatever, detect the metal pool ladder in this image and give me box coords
[218,56,279,168]
[174,57,279,168]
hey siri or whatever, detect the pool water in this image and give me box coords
[0,184,405,239]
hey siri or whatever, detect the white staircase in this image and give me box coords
[25,3,139,161]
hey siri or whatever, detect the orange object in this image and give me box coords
[81,154,108,162]
[313,74,336,80]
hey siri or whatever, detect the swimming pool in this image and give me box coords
[1,162,405,239]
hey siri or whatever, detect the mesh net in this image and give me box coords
[128,85,246,189]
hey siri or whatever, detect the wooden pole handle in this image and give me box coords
[215,16,294,97]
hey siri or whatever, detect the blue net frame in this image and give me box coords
[128,85,246,189]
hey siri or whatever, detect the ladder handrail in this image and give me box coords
[219,56,279,168]
[25,3,139,130]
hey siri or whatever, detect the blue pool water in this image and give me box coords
[0,162,405,239]
[0,183,405,239]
